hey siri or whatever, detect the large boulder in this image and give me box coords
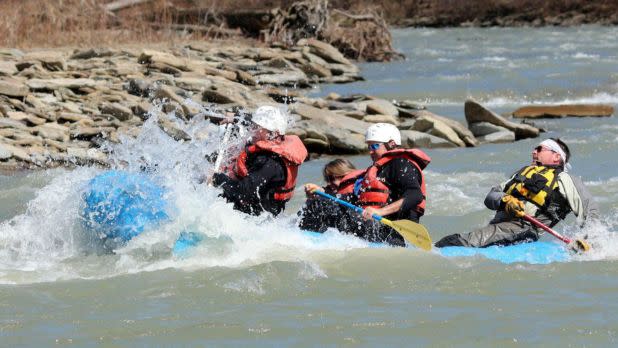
[21,51,66,71]
[100,103,134,121]
[0,143,31,162]
[363,114,399,125]
[0,118,29,130]
[512,104,614,118]
[202,76,274,108]
[0,78,29,97]
[468,122,511,137]
[138,50,191,71]
[254,70,309,86]
[7,111,46,126]
[33,123,70,142]
[70,48,117,60]
[405,109,477,147]
[0,61,17,76]
[290,103,371,135]
[360,99,399,116]
[174,76,212,91]
[400,130,458,149]
[301,61,332,78]
[465,99,540,140]
[26,78,97,91]
[476,131,516,144]
[411,115,465,147]
[296,38,352,65]
[0,143,12,160]
[294,119,366,153]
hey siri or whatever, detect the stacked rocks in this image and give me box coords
[0,39,362,170]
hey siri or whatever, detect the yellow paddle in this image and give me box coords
[314,190,432,251]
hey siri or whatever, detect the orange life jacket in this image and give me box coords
[358,148,430,214]
[336,169,366,195]
[234,135,307,202]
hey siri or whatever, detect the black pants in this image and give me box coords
[298,199,405,247]
[297,198,344,233]
[335,210,406,247]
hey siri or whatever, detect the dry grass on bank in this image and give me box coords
[2,0,616,49]
[0,0,192,48]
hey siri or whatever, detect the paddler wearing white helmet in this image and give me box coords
[311,123,432,247]
[211,105,307,217]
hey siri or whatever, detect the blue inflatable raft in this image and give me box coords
[81,170,170,244]
[438,242,569,264]
[82,171,571,264]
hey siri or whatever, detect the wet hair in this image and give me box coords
[551,137,570,164]
[323,158,356,181]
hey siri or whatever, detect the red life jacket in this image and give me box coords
[336,169,366,195]
[358,148,430,214]
[234,135,307,202]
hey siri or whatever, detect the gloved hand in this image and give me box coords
[304,183,323,196]
[502,195,525,218]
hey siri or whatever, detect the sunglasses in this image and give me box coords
[534,146,554,153]
[368,143,382,151]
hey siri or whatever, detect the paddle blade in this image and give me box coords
[569,239,591,253]
[382,219,432,251]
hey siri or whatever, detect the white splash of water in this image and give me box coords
[0,100,367,284]
[568,214,618,262]
[0,167,99,282]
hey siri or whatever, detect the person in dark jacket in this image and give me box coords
[298,158,361,232]
[308,123,431,247]
[212,106,308,216]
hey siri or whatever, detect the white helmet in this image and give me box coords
[365,123,401,145]
[252,105,287,134]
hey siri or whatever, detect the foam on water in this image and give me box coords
[426,171,506,216]
[482,56,507,62]
[573,52,601,60]
[380,90,618,108]
[0,168,99,283]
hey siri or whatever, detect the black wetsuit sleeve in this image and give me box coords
[212,154,286,213]
[484,185,505,210]
[380,157,423,219]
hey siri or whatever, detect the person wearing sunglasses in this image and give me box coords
[435,138,598,248]
[298,158,365,232]
[325,123,431,246]
[212,106,308,217]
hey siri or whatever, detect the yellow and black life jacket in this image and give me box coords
[504,165,562,210]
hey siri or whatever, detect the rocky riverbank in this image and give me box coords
[0,38,614,171]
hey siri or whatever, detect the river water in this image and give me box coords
[2,26,618,346]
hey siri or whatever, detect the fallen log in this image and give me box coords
[512,104,614,118]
